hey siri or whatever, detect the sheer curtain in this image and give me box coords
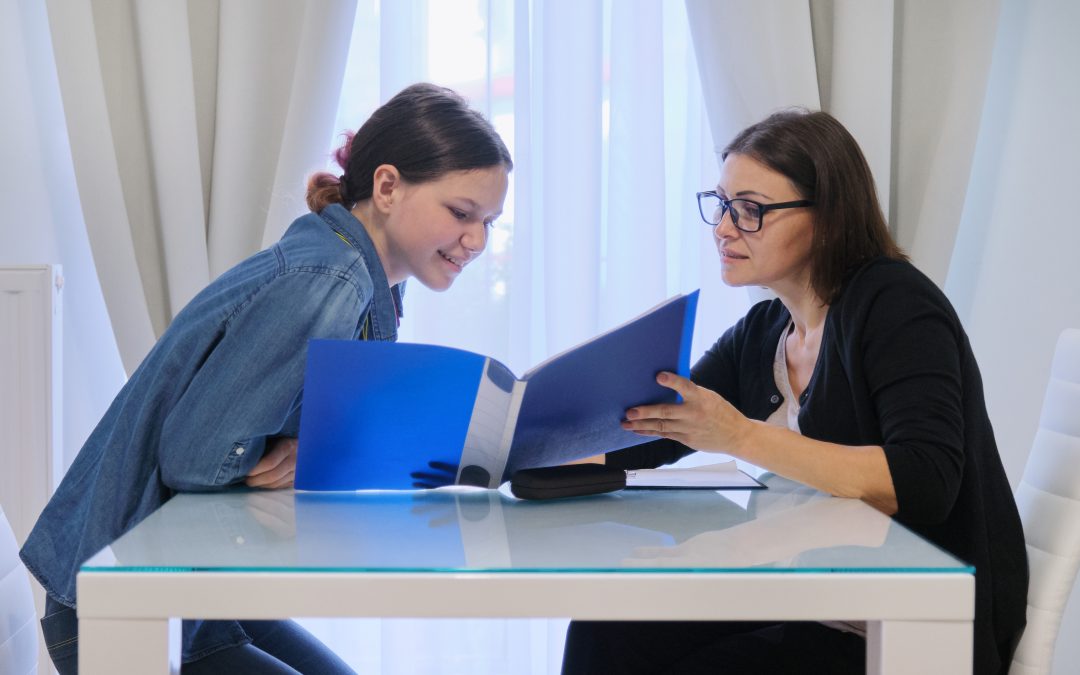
[45,0,357,374]
[300,1,736,672]
[356,0,740,373]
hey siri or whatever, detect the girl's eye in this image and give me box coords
[450,208,468,220]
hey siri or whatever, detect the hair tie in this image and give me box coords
[338,175,349,201]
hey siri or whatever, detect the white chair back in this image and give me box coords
[0,505,39,675]
[1011,328,1080,674]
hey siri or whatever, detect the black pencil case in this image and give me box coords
[510,464,626,500]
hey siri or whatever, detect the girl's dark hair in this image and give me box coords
[722,109,906,304]
[307,83,512,212]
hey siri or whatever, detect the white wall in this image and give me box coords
[0,0,126,474]
[946,0,1080,672]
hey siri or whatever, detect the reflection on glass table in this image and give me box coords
[85,475,969,575]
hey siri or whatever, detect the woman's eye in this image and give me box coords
[449,208,468,220]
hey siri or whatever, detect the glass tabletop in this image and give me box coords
[82,475,972,575]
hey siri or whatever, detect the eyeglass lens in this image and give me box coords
[700,194,762,231]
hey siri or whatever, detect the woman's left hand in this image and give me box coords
[622,372,751,454]
[245,437,297,489]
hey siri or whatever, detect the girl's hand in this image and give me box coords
[621,372,752,454]
[245,437,298,489]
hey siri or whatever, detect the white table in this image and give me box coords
[78,477,973,674]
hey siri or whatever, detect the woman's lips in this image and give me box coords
[439,250,465,271]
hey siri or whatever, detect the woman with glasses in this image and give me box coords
[562,110,1026,675]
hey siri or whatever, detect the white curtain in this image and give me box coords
[887,1,1001,284]
[393,0,739,376]
[45,0,357,374]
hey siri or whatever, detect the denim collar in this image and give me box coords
[318,203,404,341]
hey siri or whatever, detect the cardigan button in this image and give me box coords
[769,394,780,404]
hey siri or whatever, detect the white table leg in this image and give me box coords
[867,619,972,675]
[79,617,180,675]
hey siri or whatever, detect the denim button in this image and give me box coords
[234,446,245,456]
[769,394,780,404]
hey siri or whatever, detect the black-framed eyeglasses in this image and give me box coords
[696,191,815,233]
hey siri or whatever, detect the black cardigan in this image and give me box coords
[609,257,1027,675]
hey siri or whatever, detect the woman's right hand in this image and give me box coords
[245,437,298,489]
[621,371,752,455]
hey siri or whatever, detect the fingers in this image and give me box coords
[623,402,685,434]
[655,371,694,396]
[621,372,698,426]
[427,460,459,473]
[245,467,294,488]
[248,438,295,476]
[625,402,681,423]
[262,473,295,489]
[409,471,455,488]
[245,438,298,488]
[410,461,458,489]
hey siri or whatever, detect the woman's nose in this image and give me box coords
[462,222,487,256]
[714,209,738,239]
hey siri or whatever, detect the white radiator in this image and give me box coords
[0,265,63,546]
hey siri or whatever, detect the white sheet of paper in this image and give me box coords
[625,461,763,489]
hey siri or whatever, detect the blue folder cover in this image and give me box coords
[295,290,699,490]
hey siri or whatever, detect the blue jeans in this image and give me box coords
[41,597,356,674]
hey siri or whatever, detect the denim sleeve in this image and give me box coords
[158,270,366,491]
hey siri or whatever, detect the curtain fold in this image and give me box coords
[889,0,1001,285]
[45,0,156,373]
[135,0,212,318]
[685,0,821,162]
[537,0,603,356]
[604,0,667,327]
[45,0,357,374]
[810,0,894,210]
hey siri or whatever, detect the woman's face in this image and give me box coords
[712,153,815,298]
[382,165,509,290]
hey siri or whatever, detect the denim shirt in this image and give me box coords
[20,203,402,662]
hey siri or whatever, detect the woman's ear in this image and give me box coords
[370,164,401,214]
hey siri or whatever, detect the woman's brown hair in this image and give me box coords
[307,83,512,212]
[722,109,906,304]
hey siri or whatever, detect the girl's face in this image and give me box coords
[381,166,509,290]
[712,153,816,299]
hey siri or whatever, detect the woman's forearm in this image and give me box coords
[733,420,898,514]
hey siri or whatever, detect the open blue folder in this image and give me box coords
[295,290,698,490]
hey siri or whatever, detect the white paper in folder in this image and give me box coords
[624,461,765,490]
